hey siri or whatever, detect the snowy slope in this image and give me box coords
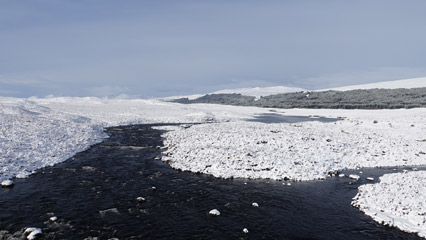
[212,86,306,98]
[0,98,106,180]
[324,77,426,91]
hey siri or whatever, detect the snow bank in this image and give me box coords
[162,111,426,180]
[352,171,426,238]
[0,99,106,182]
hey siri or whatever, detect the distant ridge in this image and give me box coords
[323,77,426,91]
[164,77,426,101]
[212,86,306,98]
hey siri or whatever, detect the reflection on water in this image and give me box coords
[247,113,342,124]
[0,124,422,240]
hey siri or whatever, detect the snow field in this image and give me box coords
[352,171,426,238]
[161,117,426,181]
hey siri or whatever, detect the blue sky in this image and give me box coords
[1,0,426,98]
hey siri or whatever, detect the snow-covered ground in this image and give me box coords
[352,170,426,238]
[0,96,272,182]
[161,109,426,180]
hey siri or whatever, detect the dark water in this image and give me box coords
[0,124,423,240]
[247,113,342,124]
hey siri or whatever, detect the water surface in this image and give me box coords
[247,113,342,123]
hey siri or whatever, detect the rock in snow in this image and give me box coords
[349,174,360,180]
[1,180,14,188]
[24,227,42,240]
[136,197,145,202]
[209,209,221,216]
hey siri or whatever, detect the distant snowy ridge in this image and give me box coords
[162,86,305,101]
[212,86,306,98]
[159,94,205,101]
[323,77,426,91]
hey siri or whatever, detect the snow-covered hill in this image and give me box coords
[212,86,306,98]
[324,77,426,91]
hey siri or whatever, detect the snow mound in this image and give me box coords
[325,77,426,91]
[212,86,305,98]
[352,171,426,238]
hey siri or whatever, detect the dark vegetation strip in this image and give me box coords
[173,87,426,109]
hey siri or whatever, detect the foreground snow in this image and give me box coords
[352,171,426,238]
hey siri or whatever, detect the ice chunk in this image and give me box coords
[136,197,145,202]
[24,227,42,240]
[209,209,220,216]
[349,174,360,180]
[1,180,14,188]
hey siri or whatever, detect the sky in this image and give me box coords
[1,0,426,98]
